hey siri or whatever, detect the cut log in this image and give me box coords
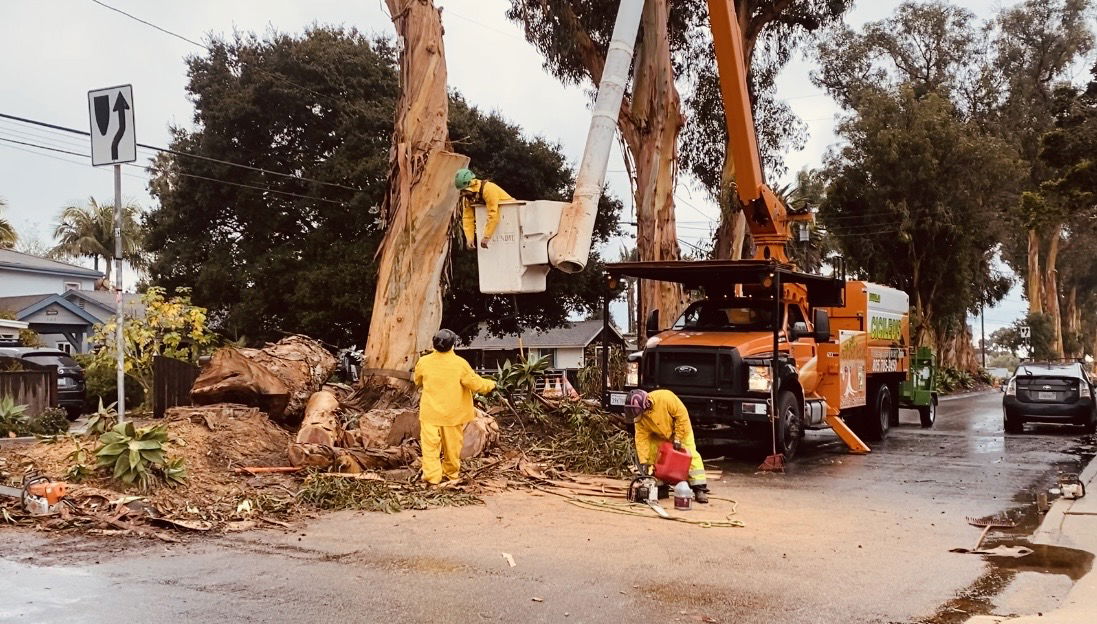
[460,414,500,460]
[238,335,338,422]
[189,350,290,418]
[352,407,420,448]
[295,391,341,446]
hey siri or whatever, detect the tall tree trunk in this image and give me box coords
[361,0,467,396]
[1065,285,1079,357]
[621,0,685,340]
[1044,225,1062,356]
[937,324,979,373]
[1027,228,1043,315]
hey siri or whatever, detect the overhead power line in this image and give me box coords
[0,134,349,206]
[0,112,365,193]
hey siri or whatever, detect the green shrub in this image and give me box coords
[0,396,29,436]
[25,407,69,436]
[76,354,144,414]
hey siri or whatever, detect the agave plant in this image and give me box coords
[84,398,118,436]
[493,354,552,398]
[0,396,29,436]
[162,457,188,487]
[95,422,170,488]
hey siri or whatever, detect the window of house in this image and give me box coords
[55,342,72,354]
[64,282,80,291]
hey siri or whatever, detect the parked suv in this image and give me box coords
[0,347,86,419]
[1003,360,1097,434]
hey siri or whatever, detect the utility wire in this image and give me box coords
[0,112,365,193]
[0,134,349,206]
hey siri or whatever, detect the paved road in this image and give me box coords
[2,392,1093,624]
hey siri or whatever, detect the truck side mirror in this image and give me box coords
[812,309,831,342]
[646,310,660,335]
[789,322,809,341]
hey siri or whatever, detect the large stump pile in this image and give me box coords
[185,335,497,475]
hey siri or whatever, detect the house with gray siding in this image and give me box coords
[0,249,102,297]
[456,319,625,378]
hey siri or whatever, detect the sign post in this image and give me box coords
[88,84,136,421]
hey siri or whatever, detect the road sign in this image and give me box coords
[1019,325,1031,339]
[87,84,135,166]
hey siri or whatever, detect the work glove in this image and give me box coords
[465,240,476,251]
[673,440,683,452]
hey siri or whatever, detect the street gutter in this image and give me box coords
[965,447,1097,624]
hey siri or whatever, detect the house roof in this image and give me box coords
[458,319,624,350]
[0,293,110,326]
[0,249,103,279]
[64,290,145,319]
[0,294,53,314]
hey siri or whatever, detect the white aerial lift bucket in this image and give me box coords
[474,200,567,294]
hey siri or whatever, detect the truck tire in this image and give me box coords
[863,383,892,442]
[888,382,901,427]
[774,390,805,461]
[918,396,937,428]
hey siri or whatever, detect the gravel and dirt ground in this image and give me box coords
[2,391,1093,624]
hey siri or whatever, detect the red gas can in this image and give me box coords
[653,441,691,483]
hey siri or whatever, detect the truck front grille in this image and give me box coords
[646,347,741,393]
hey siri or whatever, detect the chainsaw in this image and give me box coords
[626,457,670,519]
[0,474,68,516]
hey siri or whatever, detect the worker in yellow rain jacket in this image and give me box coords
[413,329,497,484]
[625,388,710,503]
[455,168,515,249]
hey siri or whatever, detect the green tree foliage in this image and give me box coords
[812,2,1042,349]
[144,28,620,347]
[817,86,1019,345]
[0,196,16,249]
[52,196,145,282]
[680,1,854,184]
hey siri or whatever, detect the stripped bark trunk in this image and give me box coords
[1027,228,1043,315]
[361,0,467,405]
[1044,225,1062,356]
[712,153,748,260]
[1065,286,1079,357]
[621,0,686,340]
[936,324,980,373]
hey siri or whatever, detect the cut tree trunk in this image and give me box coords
[1044,225,1062,356]
[621,0,686,340]
[1027,228,1043,315]
[295,391,342,446]
[359,0,465,407]
[190,349,290,419]
[239,335,338,421]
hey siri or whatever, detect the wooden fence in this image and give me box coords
[153,356,199,418]
[0,357,57,417]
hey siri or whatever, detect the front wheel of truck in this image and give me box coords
[774,390,805,461]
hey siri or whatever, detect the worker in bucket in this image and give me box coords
[625,388,710,503]
[413,328,497,485]
[455,168,514,249]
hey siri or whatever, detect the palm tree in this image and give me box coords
[0,197,17,249]
[51,196,145,284]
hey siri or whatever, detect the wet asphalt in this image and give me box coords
[1,391,1093,624]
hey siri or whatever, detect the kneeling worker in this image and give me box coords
[455,168,514,249]
[414,329,497,484]
[625,389,710,503]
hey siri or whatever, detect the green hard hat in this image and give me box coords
[454,168,476,190]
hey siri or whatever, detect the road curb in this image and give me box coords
[964,448,1097,624]
[938,389,998,402]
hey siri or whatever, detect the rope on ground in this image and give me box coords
[533,485,745,528]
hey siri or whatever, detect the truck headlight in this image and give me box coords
[626,362,639,386]
[748,366,772,392]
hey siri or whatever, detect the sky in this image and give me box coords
[0,0,1039,335]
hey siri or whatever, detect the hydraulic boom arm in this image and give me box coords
[706,0,811,264]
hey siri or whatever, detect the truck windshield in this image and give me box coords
[672,300,781,331]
